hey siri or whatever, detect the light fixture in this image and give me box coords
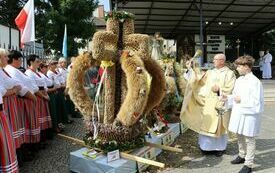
[218,21,222,25]
[230,22,234,25]
[205,21,209,24]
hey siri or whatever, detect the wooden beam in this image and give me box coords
[145,142,183,153]
[120,152,165,168]
[57,134,165,168]
[58,133,86,146]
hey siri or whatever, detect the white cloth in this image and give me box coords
[228,72,264,137]
[57,67,68,84]
[199,134,228,151]
[47,70,61,88]
[238,134,255,167]
[25,69,47,90]
[0,68,28,96]
[262,53,272,79]
[5,65,38,94]
[259,58,263,71]
[183,69,192,80]
[39,72,53,87]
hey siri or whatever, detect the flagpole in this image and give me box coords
[33,41,36,54]
[62,24,68,58]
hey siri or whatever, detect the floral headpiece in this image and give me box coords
[105,11,135,22]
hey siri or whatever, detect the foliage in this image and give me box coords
[163,94,182,112]
[36,0,98,56]
[105,11,134,21]
[226,61,240,78]
[0,0,98,56]
[0,0,28,27]
[256,30,275,50]
[161,53,176,60]
[83,133,145,153]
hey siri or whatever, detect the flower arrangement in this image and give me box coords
[165,94,182,111]
[160,53,176,61]
[83,133,145,153]
[105,11,135,22]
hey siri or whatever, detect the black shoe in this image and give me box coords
[215,150,225,157]
[239,165,252,173]
[231,156,245,164]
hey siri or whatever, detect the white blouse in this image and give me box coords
[0,68,28,97]
[39,72,53,87]
[25,69,47,90]
[5,65,39,94]
[47,70,61,88]
[0,85,7,103]
[57,67,68,84]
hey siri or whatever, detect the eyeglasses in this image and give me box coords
[213,59,224,61]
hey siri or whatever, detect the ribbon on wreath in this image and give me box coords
[154,108,168,126]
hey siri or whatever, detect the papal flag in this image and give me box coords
[62,24,68,58]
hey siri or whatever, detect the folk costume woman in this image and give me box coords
[5,51,40,153]
[38,63,60,133]
[0,84,19,173]
[47,59,67,129]
[25,55,52,145]
[0,49,25,150]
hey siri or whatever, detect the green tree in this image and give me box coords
[1,0,98,56]
[36,0,98,56]
[0,0,28,27]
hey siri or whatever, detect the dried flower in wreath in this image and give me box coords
[105,11,135,22]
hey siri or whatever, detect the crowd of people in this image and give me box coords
[0,47,269,173]
[0,48,80,172]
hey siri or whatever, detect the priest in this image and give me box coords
[181,53,236,156]
[262,49,273,79]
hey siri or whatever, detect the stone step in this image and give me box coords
[265,98,275,102]
[261,80,275,84]
[263,86,275,89]
[264,92,275,96]
[263,88,275,92]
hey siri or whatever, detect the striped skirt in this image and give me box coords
[19,98,40,143]
[3,95,24,149]
[0,111,19,173]
[36,96,52,130]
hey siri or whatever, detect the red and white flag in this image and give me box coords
[15,0,35,47]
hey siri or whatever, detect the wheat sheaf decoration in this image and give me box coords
[67,11,166,152]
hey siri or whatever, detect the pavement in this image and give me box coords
[20,103,275,173]
[158,103,275,173]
